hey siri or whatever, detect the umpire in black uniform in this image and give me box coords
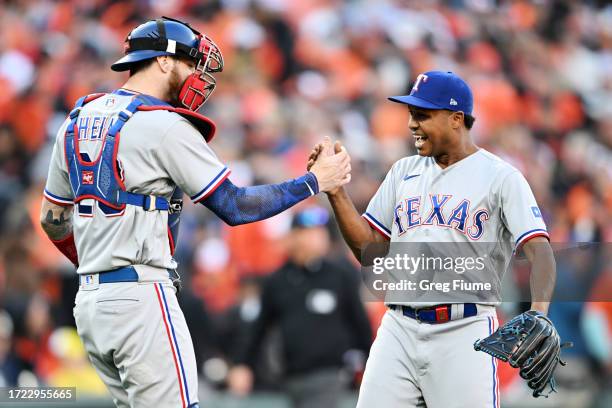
[228,206,373,408]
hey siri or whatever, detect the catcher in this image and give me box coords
[40,17,350,408]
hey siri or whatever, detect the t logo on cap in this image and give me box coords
[412,73,429,93]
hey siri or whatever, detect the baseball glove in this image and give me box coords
[474,310,572,398]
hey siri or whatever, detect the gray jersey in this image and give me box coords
[363,149,548,302]
[44,91,229,274]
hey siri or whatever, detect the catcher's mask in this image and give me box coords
[111,16,223,111]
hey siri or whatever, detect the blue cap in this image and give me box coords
[388,71,473,116]
[291,207,329,229]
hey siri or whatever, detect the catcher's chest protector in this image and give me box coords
[64,92,213,253]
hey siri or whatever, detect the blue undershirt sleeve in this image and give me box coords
[201,172,319,226]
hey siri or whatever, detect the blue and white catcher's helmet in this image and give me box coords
[111,16,223,111]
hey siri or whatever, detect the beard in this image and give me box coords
[167,67,185,107]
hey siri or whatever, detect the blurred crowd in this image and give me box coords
[0,0,610,406]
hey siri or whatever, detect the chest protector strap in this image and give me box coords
[64,94,170,212]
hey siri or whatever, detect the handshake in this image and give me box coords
[307,137,352,194]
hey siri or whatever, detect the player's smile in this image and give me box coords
[413,133,428,151]
[408,108,434,155]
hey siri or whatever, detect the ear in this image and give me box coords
[156,55,174,74]
[449,111,464,130]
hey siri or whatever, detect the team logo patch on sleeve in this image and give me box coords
[531,206,542,218]
[82,170,94,185]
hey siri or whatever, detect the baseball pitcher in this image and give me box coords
[309,71,568,407]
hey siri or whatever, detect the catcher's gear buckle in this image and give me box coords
[169,268,182,293]
[144,195,157,211]
[169,198,183,214]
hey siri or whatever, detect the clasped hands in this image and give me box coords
[307,137,351,195]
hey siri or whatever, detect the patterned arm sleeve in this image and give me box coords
[201,174,319,226]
